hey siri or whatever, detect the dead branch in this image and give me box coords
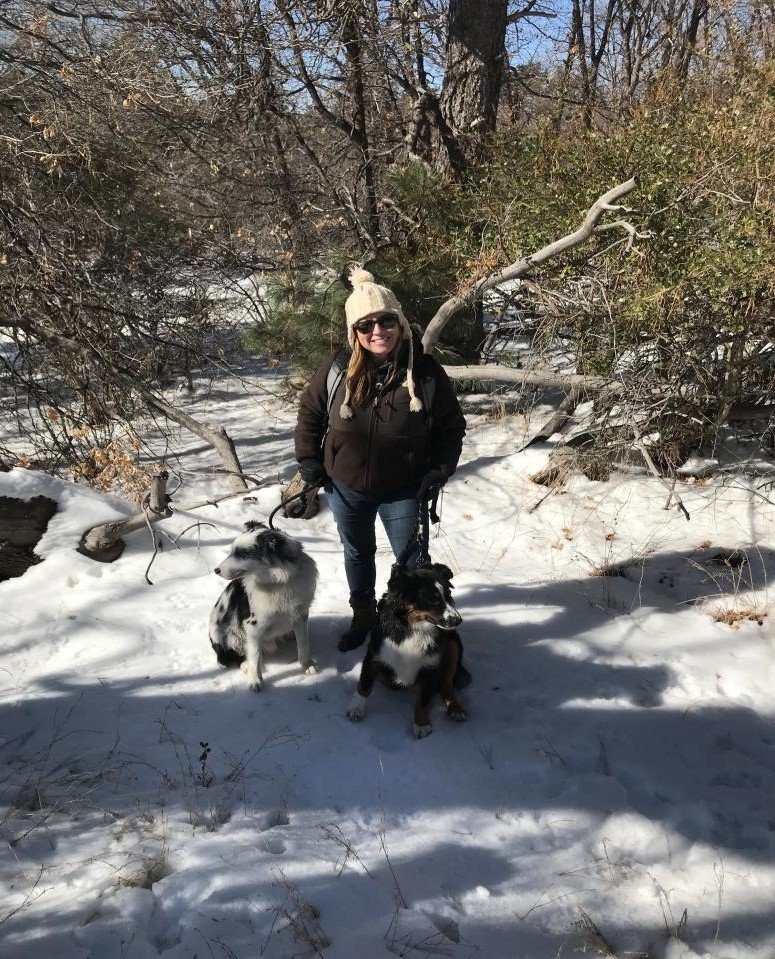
[141,390,248,495]
[78,475,276,563]
[633,432,691,521]
[79,470,173,561]
[440,365,614,392]
[518,388,582,451]
[422,178,640,353]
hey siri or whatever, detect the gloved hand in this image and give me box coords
[298,458,326,487]
[417,467,446,501]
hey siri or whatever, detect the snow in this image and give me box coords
[1,363,774,959]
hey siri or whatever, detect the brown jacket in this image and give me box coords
[295,340,466,496]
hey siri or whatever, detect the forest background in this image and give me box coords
[0,0,773,496]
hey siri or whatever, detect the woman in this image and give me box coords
[294,268,466,651]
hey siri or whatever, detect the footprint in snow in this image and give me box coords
[256,809,289,853]
[258,808,290,831]
[260,835,286,855]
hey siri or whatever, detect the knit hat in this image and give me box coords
[340,267,423,419]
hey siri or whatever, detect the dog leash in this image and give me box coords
[267,481,323,530]
[393,487,441,572]
[271,480,440,564]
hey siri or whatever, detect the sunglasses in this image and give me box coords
[354,313,399,336]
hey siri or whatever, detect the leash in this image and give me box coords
[271,478,441,566]
[393,486,441,572]
[267,481,323,530]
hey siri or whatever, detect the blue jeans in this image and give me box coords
[325,479,420,605]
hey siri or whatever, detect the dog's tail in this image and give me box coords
[211,642,245,669]
[453,663,472,689]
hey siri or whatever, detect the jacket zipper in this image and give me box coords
[364,390,381,490]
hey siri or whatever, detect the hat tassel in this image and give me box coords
[339,382,355,420]
[407,339,423,413]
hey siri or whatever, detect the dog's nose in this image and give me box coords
[443,608,462,627]
[214,567,221,575]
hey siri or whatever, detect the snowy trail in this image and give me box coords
[1,370,774,959]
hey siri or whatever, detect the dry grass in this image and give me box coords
[117,850,173,890]
[588,561,631,579]
[711,606,768,629]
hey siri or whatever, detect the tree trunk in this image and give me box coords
[438,0,509,175]
[341,6,381,244]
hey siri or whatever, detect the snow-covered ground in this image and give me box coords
[1,360,774,959]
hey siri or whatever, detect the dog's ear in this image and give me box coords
[429,563,454,584]
[243,520,267,532]
[388,564,410,591]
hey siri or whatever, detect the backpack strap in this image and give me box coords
[325,351,436,424]
[417,374,435,431]
[326,353,347,418]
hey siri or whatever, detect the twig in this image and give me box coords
[143,506,161,585]
[573,909,621,958]
[319,823,374,878]
[0,866,47,927]
[171,521,219,544]
[633,431,690,521]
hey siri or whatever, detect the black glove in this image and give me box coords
[417,468,446,501]
[298,458,326,487]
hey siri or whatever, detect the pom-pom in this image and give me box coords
[349,267,375,286]
[409,396,424,413]
[339,401,355,420]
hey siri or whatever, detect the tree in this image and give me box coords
[438,0,509,173]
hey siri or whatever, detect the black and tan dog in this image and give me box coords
[346,563,470,738]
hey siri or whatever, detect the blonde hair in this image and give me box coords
[345,329,403,408]
[339,265,423,420]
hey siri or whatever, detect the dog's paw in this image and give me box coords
[247,679,263,693]
[301,659,319,675]
[447,701,468,722]
[347,692,367,722]
[412,723,433,739]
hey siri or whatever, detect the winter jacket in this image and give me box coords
[294,339,466,497]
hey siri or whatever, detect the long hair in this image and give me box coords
[346,329,404,407]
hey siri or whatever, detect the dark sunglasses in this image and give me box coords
[354,313,399,336]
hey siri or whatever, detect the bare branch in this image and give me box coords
[422,178,641,353]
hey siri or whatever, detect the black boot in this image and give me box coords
[338,600,377,652]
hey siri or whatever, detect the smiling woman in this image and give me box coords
[294,267,466,652]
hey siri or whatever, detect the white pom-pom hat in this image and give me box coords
[340,267,423,420]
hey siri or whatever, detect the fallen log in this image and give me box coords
[78,470,172,562]
[441,365,612,392]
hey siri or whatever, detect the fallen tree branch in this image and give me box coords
[518,388,581,451]
[140,390,247,494]
[422,177,640,353]
[79,470,173,561]
[78,476,277,563]
[10,316,248,495]
[440,365,614,392]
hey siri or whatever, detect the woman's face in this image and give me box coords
[354,312,401,359]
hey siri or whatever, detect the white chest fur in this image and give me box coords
[377,625,440,687]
